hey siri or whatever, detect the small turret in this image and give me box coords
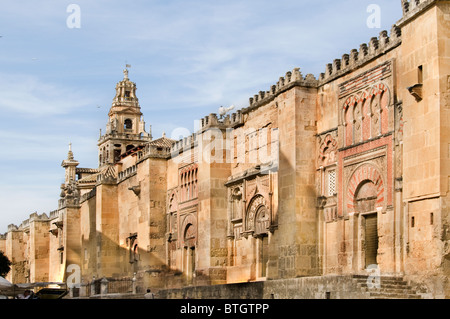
[61,143,79,185]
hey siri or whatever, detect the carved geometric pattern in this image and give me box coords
[328,170,336,196]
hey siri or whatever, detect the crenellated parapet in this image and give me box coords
[170,109,244,156]
[401,0,436,15]
[169,69,318,158]
[117,164,137,182]
[7,224,19,232]
[198,110,244,131]
[49,210,59,220]
[244,68,318,112]
[398,0,438,26]
[200,113,221,129]
[170,132,198,156]
[402,0,420,13]
[28,212,49,223]
[319,26,401,85]
[6,212,51,233]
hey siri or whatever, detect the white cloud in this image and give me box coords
[0,184,59,231]
[0,73,95,116]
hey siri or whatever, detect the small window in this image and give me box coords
[430,213,434,225]
[411,216,415,228]
[125,91,131,98]
[114,149,121,163]
[124,119,133,130]
[418,66,423,84]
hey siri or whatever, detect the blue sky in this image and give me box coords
[0,0,402,232]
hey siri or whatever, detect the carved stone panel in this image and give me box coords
[339,61,394,148]
[254,206,270,236]
[318,132,338,167]
[226,167,276,239]
[230,186,243,221]
[245,175,270,207]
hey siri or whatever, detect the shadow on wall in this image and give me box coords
[76,229,217,295]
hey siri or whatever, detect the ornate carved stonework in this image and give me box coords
[230,186,243,221]
[245,195,267,234]
[336,61,395,218]
[254,206,270,236]
[226,166,276,239]
[318,132,338,167]
[345,162,385,214]
[166,190,179,242]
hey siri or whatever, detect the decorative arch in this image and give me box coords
[346,163,385,213]
[368,82,391,105]
[342,82,391,146]
[179,164,198,202]
[181,214,197,248]
[245,195,269,236]
[318,134,337,166]
[353,97,363,143]
[254,206,270,236]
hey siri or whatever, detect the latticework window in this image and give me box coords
[328,170,336,196]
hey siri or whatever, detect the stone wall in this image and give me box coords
[1,0,449,299]
[157,275,368,299]
[28,215,50,283]
[397,1,450,297]
[5,226,28,283]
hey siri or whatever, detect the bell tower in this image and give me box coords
[98,67,152,167]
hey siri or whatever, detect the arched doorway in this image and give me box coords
[354,180,379,268]
[182,218,196,284]
[254,206,269,278]
[245,194,271,280]
[355,180,378,213]
[347,164,385,270]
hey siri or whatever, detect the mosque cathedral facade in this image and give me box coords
[1,0,450,298]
